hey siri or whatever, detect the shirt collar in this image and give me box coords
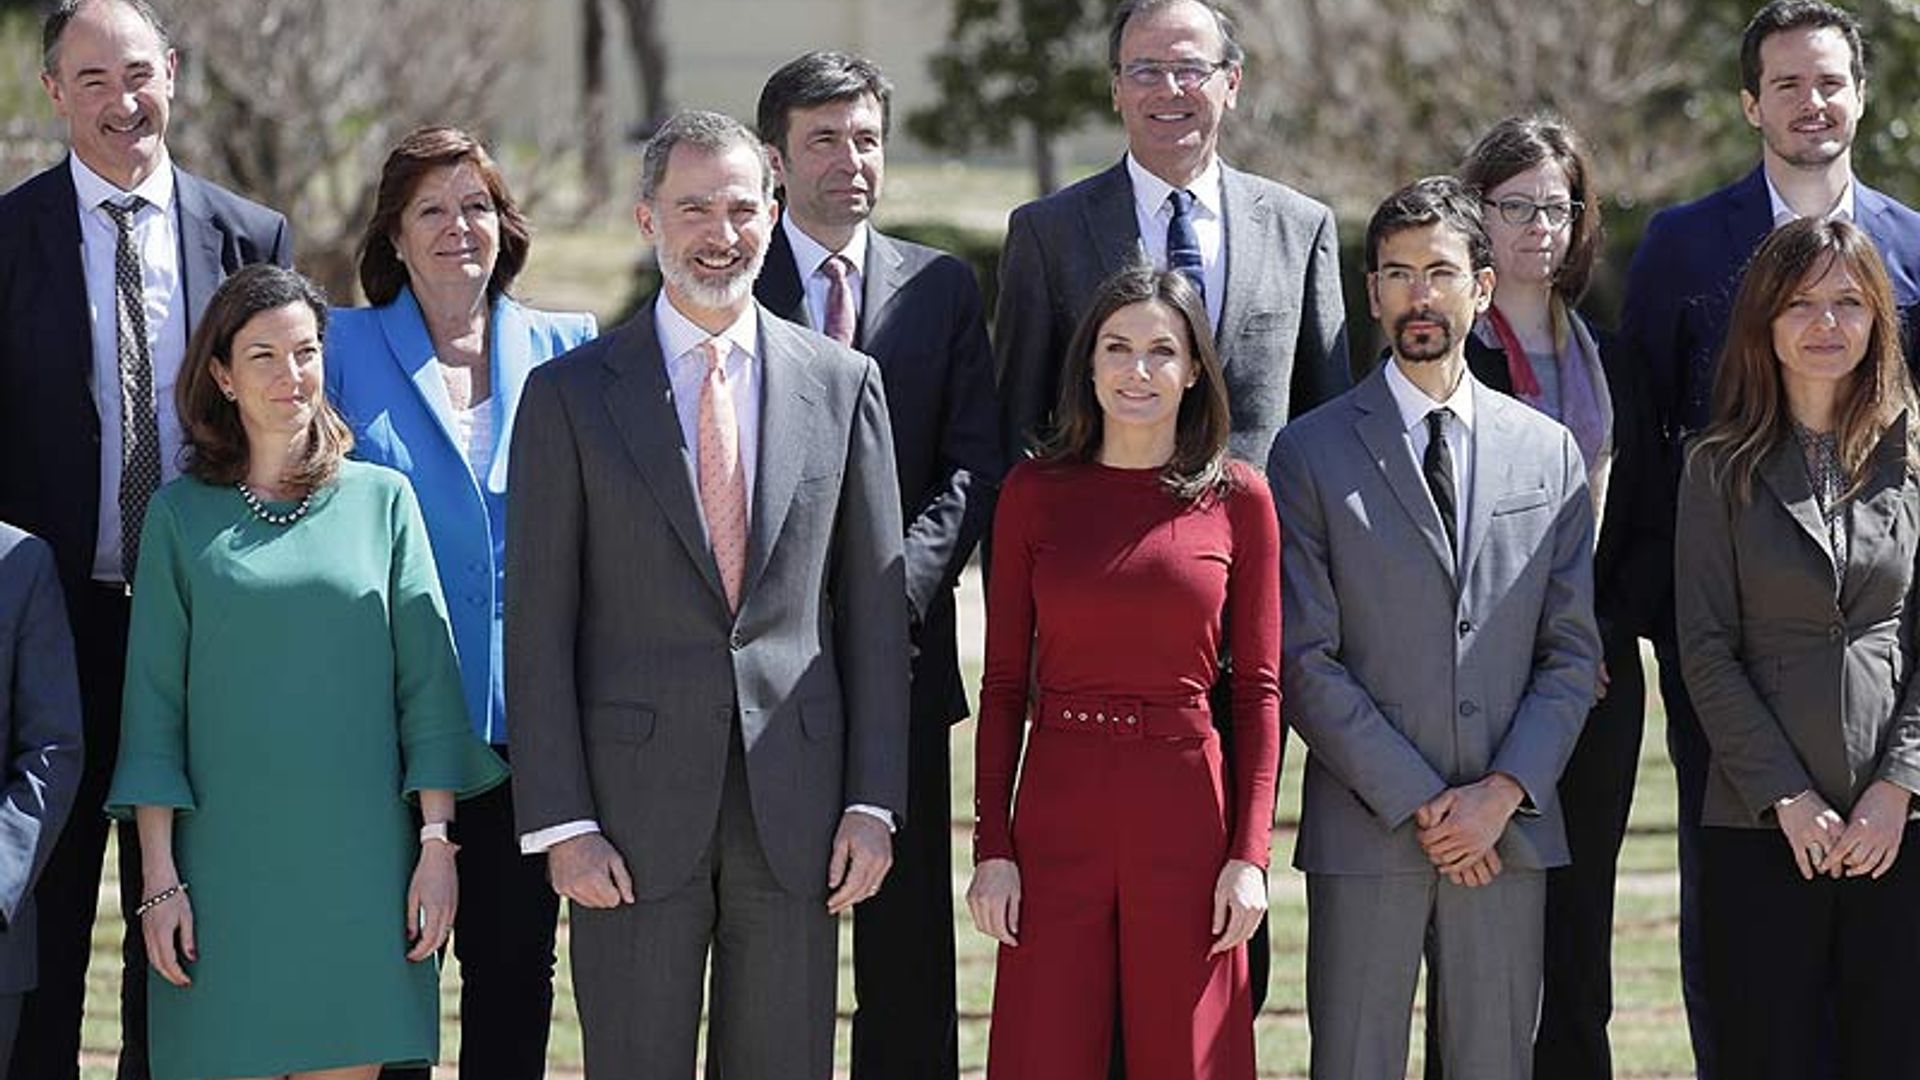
[70,150,175,214]
[1126,152,1224,220]
[1383,359,1475,436]
[1763,167,1855,226]
[654,293,760,365]
[781,215,869,280]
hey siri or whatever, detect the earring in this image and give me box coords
[222,388,236,401]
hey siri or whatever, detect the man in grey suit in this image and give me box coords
[1267,177,1600,1080]
[0,523,83,1080]
[505,110,910,1080]
[995,0,1349,467]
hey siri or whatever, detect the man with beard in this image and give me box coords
[504,110,910,1080]
[1619,6,1920,1074]
[1267,176,1600,1080]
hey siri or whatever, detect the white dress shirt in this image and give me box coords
[782,215,868,335]
[1764,168,1856,228]
[1127,152,1226,330]
[1384,360,1476,562]
[72,153,188,583]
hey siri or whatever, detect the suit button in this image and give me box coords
[1830,624,1844,643]
[1458,701,1478,717]
[729,632,744,650]
[1458,620,1472,636]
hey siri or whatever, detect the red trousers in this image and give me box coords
[986,700,1254,1080]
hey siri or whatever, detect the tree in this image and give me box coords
[907,0,1114,196]
[607,0,670,136]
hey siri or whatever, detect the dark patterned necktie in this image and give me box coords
[101,196,160,586]
[1166,188,1204,300]
[821,254,856,346]
[1424,407,1458,557]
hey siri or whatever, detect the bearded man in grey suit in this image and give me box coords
[996,0,1349,468]
[505,110,910,1079]
[1268,177,1600,1080]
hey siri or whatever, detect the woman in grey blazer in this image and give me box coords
[1677,218,1920,1080]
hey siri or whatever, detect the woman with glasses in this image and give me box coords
[1454,113,1665,1080]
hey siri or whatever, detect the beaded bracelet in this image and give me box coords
[134,882,188,919]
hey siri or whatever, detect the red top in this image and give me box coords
[973,458,1283,867]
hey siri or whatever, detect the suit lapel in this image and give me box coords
[1723,168,1775,274]
[1838,416,1910,611]
[373,287,463,457]
[1352,368,1455,578]
[742,313,825,602]
[34,166,90,381]
[600,309,730,606]
[755,227,811,328]
[485,295,535,493]
[1758,437,1837,570]
[1217,165,1268,354]
[858,229,908,351]
[1458,382,1515,587]
[173,169,227,331]
[1080,160,1147,282]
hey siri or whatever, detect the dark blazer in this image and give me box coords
[1676,421,1920,828]
[996,158,1350,467]
[0,523,83,992]
[1465,321,1665,640]
[0,160,293,589]
[756,225,1003,727]
[506,300,911,899]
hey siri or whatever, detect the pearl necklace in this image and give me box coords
[236,481,314,526]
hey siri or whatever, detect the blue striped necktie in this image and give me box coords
[1166,188,1204,301]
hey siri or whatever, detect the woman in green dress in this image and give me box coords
[107,264,507,1080]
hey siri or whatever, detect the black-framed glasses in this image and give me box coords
[1484,197,1582,228]
[1117,59,1231,90]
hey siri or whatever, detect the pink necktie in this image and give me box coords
[821,254,856,346]
[696,339,748,611]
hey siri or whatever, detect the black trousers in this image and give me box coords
[849,716,958,1080]
[9,583,148,1080]
[1701,822,1920,1080]
[382,746,561,1080]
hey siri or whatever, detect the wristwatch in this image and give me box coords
[420,821,461,851]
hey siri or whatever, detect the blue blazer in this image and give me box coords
[326,287,597,742]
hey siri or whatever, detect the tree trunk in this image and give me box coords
[581,0,610,210]
[613,0,670,133]
[1031,122,1060,196]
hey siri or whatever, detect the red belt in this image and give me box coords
[1034,693,1212,740]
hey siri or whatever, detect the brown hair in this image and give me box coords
[1458,113,1603,303]
[357,126,531,305]
[1693,218,1916,504]
[1039,264,1233,501]
[177,265,353,491]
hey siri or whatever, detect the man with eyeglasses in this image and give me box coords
[1619,5,1920,1076]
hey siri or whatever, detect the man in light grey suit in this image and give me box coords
[995,0,1349,468]
[504,111,910,1080]
[0,522,83,1079]
[1267,177,1600,1080]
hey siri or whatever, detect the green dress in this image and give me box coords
[107,461,507,1080]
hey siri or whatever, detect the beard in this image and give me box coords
[659,241,766,311]
[1392,308,1457,363]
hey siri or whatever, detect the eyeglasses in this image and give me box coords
[1484,197,1583,228]
[1116,59,1232,90]
[1375,266,1472,295]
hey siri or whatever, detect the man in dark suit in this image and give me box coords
[753,51,1002,1080]
[506,110,909,1080]
[1619,4,1920,1074]
[0,3,290,1077]
[0,524,84,1080]
[996,0,1349,468]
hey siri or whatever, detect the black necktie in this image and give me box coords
[1166,188,1204,301]
[101,197,160,587]
[1424,408,1457,556]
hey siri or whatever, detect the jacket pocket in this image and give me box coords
[799,697,844,742]
[586,702,656,746]
[1492,488,1552,516]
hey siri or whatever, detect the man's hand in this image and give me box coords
[1417,773,1526,872]
[1441,848,1503,888]
[826,811,893,915]
[547,833,635,909]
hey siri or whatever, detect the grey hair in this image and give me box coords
[43,0,171,75]
[639,110,776,204]
[1107,0,1245,70]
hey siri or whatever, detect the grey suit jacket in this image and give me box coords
[1268,367,1600,874]
[996,157,1350,467]
[505,298,910,900]
[0,523,83,992]
[1676,421,1920,828]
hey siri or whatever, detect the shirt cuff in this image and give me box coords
[519,819,600,854]
[846,804,896,833]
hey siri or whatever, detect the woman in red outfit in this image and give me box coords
[967,265,1282,1080]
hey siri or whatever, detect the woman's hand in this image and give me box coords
[140,885,195,987]
[1775,789,1846,881]
[966,858,1021,946]
[1822,779,1912,879]
[406,841,458,962]
[1209,859,1268,956]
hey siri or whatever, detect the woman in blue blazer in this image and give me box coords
[325,126,596,1080]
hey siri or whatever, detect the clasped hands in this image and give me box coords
[1776,780,1910,881]
[1414,772,1526,888]
[546,810,894,914]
